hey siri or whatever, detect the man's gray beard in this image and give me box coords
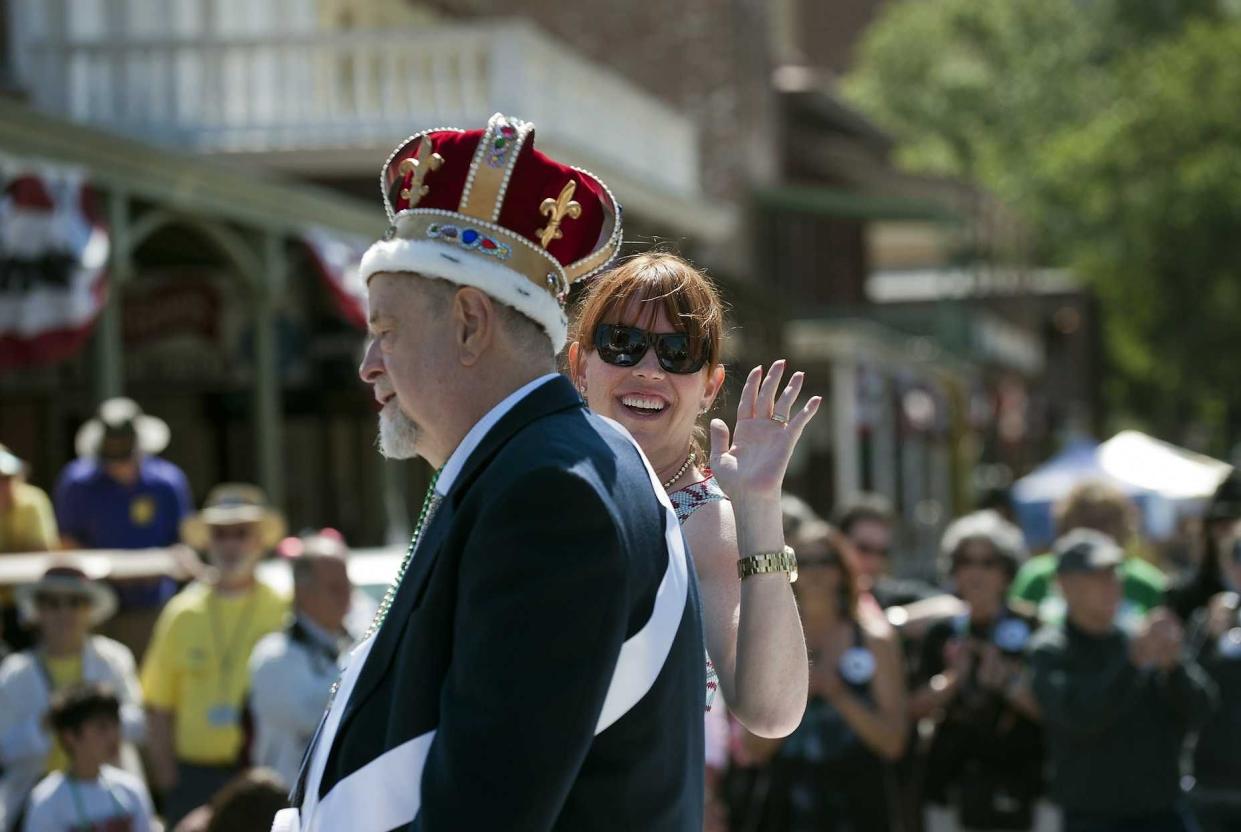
[378,404,420,459]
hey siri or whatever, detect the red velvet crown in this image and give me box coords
[379,113,622,295]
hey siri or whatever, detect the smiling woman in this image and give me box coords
[567,252,821,740]
[569,255,724,480]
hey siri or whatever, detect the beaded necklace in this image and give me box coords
[364,469,442,639]
[662,452,696,490]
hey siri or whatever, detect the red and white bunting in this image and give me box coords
[304,227,369,331]
[0,156,109,368]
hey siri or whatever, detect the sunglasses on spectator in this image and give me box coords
[954,554,1004,571]
[593,324,708,375]
[853,542,890,558]
[35,593,90,611]
[209,525,256,541]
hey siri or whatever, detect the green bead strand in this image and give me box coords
[364,468,442,639]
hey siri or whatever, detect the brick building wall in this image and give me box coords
[794,0,890,75]
[423,0,780,204]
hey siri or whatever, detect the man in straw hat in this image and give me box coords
[275,114,705,832]
[53,397,192,552]
[0,560,147,830]
[142,484,289,827]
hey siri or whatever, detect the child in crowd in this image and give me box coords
[22,683,154,832]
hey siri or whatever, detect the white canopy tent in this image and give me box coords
[1097,430,1232,502]
[1011,431,1231,547]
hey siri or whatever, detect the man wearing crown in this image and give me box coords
[273,114,705,832]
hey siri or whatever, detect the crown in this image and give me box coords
[360,113,623,351]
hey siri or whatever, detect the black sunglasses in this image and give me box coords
[593,324,708,375]
[35,593,90,611]
[853,542,891,558]
[953,555,1004,572]
[209,525,256,541]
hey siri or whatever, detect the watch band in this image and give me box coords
[737,545,798,583]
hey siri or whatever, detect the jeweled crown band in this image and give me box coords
[389,210,569,302]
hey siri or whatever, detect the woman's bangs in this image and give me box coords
[572,253,724,367]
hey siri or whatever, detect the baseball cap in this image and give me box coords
[1054,529,1124,575]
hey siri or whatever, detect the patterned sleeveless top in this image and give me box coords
[670,474,728,711]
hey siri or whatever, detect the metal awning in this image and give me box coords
[786,315,977,381]
[0,98,383,239]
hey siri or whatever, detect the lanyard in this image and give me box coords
[206,589,259,701]
[288,619,345,676]
[67,774,128,831]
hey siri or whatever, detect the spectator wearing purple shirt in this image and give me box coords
[54,398,192,552]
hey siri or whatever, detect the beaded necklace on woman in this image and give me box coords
[661,452,695,490]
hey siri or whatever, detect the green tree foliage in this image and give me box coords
[1038,21,1241,431]
[844,0,1241,442]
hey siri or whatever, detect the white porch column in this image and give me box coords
[870,372,898,502]
[93,188,128,402]
[256,232,286,508]
[831,359,860,506]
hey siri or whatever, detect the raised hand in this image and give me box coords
[976,645,1012,692]
[708,359,821,503]
[1207,591,1240,637]
[1145,607,1185,671]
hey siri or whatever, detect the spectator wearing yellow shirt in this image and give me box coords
[0,562,147,831]
[141,484,288,827]
[0,444,58,554]
[1,444,60,657]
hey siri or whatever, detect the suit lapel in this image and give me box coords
[337,499,454,734]
[335,376,582,737]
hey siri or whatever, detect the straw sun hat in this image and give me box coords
[15,560,118,627]
[180,484,287,552]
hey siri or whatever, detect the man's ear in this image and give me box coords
[451,287,495,366]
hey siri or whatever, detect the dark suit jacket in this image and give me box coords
[296,376,705,831]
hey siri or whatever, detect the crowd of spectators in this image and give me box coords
[0,399,355,832]
[717,478,1241,832]
[2,395,1240,831]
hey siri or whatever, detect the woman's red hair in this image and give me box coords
[569,252,725,370]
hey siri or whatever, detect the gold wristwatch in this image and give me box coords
[737,545,798,583]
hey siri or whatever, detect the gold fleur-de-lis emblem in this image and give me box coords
[538,181,582,248]
[397,138,444,208]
